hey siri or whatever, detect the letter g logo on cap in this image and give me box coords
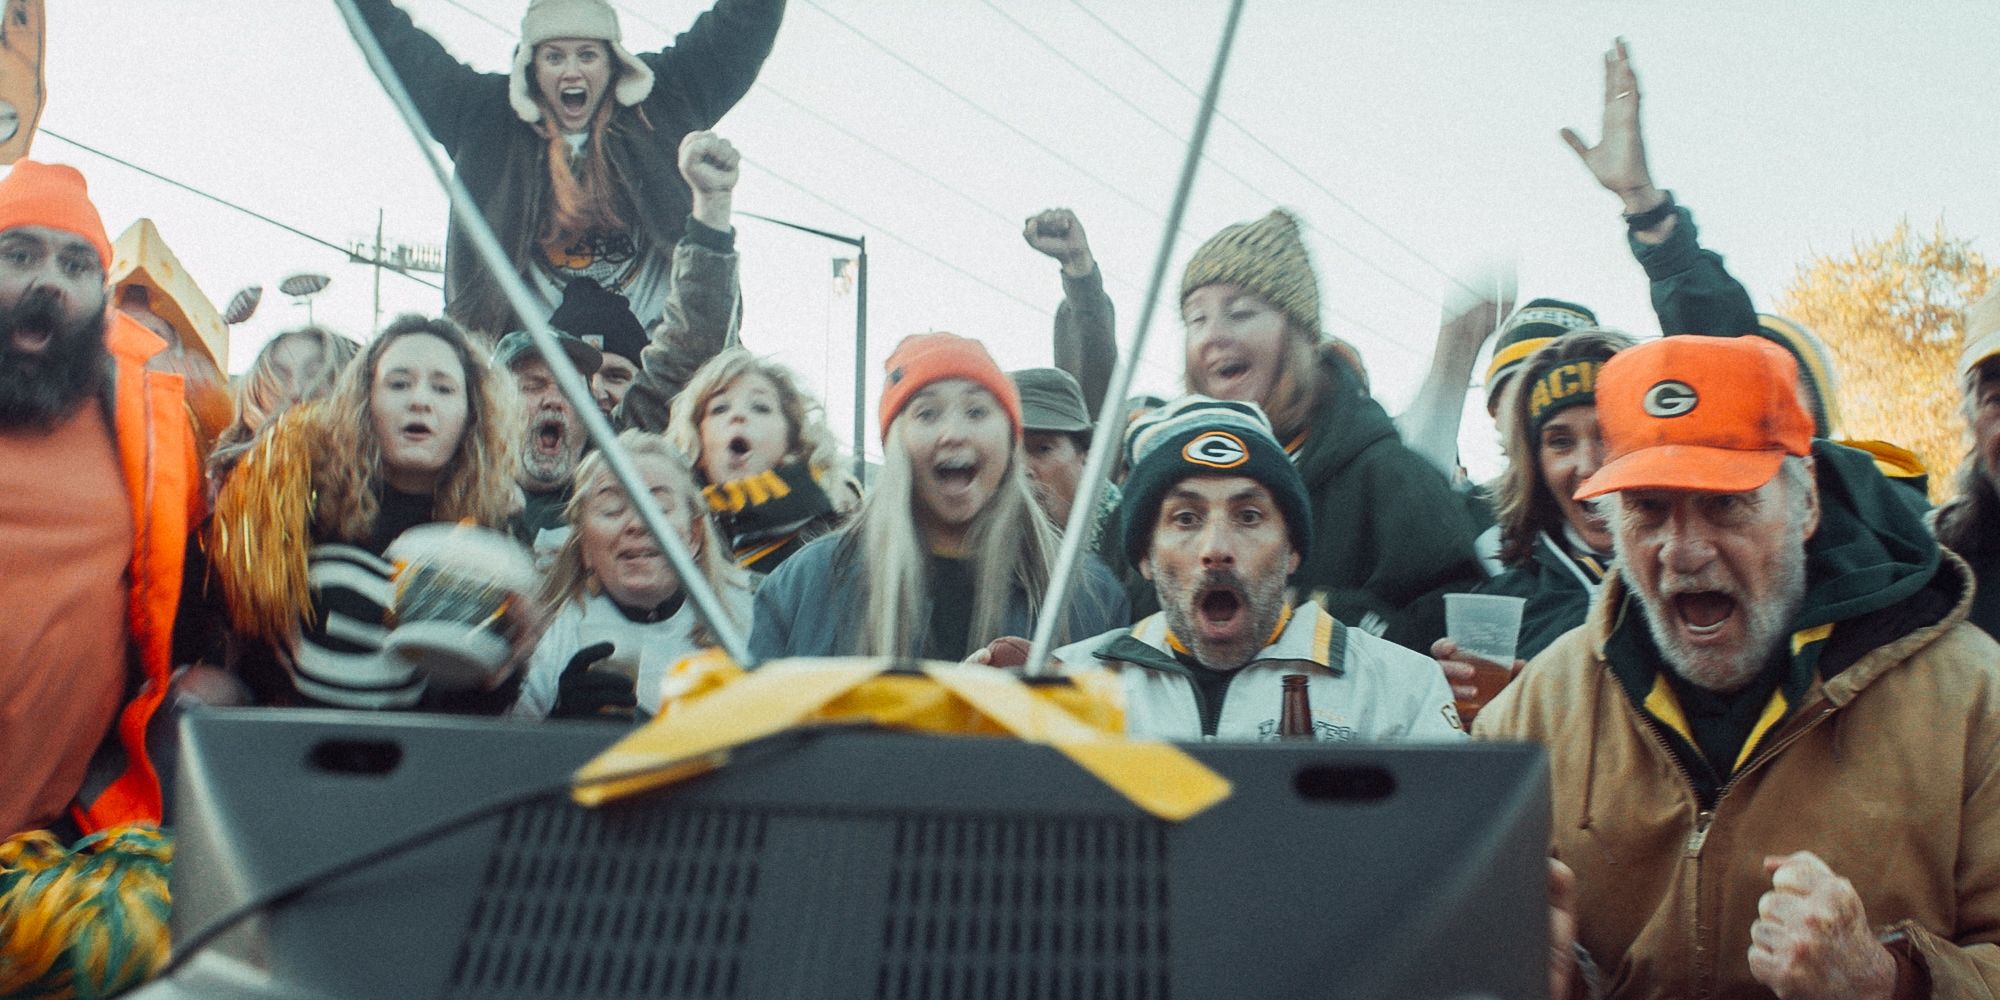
[1183,431,1249,469]
[1642,380,1698,418]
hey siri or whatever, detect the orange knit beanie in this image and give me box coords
[879,332,1022,442]
[0,160,112,268]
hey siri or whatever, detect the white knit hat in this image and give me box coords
[507,0,656,125]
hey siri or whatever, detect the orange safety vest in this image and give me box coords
[70,311,202,833]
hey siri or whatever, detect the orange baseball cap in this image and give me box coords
[1574,335,1814,500]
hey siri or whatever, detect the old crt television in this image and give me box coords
[135,708,1550,999]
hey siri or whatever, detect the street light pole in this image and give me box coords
[738,210,869,484]
[853,236,868,485]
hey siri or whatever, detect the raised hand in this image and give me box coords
[1438,259,1519,354]
[1560,38,1665,215]
[679,130,741,196]
[1747,852,1898,1000]
[1023,208,1096,277]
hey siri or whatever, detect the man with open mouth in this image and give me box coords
[493,325,600,570]
[1477,334,2000,1000]
[1051,396,1462,743]
[0,160,201,994]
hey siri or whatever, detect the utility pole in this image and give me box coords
[348,219,445,333]
[372,209,385,334]
[739,210,870,484]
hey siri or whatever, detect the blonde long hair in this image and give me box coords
[665,347,851,485]
[208,326,361,486]
[844,417,1059,659]
[540,432,747,645]
[312,315,520,542]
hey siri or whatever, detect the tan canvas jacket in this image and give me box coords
[1477,552,2000,999]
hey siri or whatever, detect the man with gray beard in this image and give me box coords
[1051,396,1461,743]
[494,327,599,569]
[1477,335,2000,1000]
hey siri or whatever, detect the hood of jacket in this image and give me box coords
[1289,347,1401,487]
[1589,438,1960,696]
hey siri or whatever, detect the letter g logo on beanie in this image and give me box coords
[1182,431,1248,469]
[1642,380,1698,418]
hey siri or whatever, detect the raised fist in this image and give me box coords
[1023,208,1094,277]
[679,130,741,197]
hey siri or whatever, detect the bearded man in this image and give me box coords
[493,326,600,568]
[1478,335,2000,999]
[1052,396,1462,742]
[0,160,198,995]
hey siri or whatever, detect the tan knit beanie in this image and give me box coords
[1180,209,1321,341]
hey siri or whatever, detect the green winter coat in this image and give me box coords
[1289,351,1487,651]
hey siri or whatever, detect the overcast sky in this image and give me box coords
[31,0,2000,476]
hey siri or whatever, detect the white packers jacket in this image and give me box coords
[1051,601,1466,741]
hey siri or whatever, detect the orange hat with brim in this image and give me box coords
[1575,335,1814,500]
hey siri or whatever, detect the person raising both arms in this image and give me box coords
[353,0,784,339]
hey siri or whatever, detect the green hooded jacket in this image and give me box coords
[1289,350,1488,650]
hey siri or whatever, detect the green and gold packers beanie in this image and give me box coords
[1120,395,1312,573]
[1485,298,1596,403]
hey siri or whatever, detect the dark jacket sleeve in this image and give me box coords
[352,0,495,154]
[170,525,228,670]
[1632,203,1759,337]
[638,0,787,130]
[1053,266,1117,416]
[616,220,742,432]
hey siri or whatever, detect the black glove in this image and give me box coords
[550,641,637,721]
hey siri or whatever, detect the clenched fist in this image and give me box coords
[1747,851,1898,1000]
[1022,208,1095,277]
[679,130,741,197]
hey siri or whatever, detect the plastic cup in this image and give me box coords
[1444,593,1526,721]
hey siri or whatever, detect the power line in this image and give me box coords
[1066,0,1482,300]
[480,0,1183,381]
[762,87,1017,231]
[437,0,509,35]
[972,0,1441,312]
[793,0,1197,241]
[39,128,442,291]
[741,157,1052,319]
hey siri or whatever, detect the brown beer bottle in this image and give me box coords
[1278,674,1314,740]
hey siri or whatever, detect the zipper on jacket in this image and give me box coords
[1684,810,1714,859]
